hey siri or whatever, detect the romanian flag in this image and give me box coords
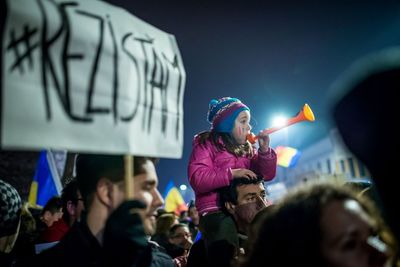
[275,146,301,168]
[163,180,188,216]
[28,150,63,207]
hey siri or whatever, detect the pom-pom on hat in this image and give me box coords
[0,179,22,237]
[207,97,250,133]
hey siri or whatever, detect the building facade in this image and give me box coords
[277,128,370,189]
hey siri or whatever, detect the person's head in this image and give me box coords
[155,213,179,236]
[0,179,22,253]
[219,176,269,234]
[207,97,251,145]
[332,49,399,180]
[169,223,193,250]
[188,200,199,225]
[41,196,63,227]
[240,182,396,267]
[61,178,84,226]
[75,154,164,236]
[332,48,400,242]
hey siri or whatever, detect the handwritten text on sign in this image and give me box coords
[1,0,186,158]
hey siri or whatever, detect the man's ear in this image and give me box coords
[96,177,113,208]
[225,202,235,215]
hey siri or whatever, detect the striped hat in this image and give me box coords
[0,179,22,237]
[207,97,250,133]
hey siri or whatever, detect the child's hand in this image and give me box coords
[258,132,270,153]
[232,168,257,180]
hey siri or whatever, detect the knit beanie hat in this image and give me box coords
[207,97,250,133]
[0,179,22,237]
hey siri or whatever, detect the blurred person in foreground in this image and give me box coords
[238,182,398,267]
[35,154,174,267]
[332,47,400,243]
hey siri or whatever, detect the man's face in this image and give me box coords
[227,182,269,231]
[132,160,164,236]
[236,183,267,206]
[111,159,164,236]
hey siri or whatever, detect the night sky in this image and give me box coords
[107,0,400,200]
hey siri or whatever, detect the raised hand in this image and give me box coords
[257,132,270,153]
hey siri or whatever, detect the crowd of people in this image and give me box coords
[1,48,400,267]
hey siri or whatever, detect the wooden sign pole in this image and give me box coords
[124,154,134,199]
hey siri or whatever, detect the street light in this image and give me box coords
[270,115,289,184]
[271,115,288,127]
[179,184,187,191]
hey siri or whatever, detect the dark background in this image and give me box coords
[2,1,400,202]
[107,1,400,200]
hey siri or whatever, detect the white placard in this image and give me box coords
[1,0,185,158]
